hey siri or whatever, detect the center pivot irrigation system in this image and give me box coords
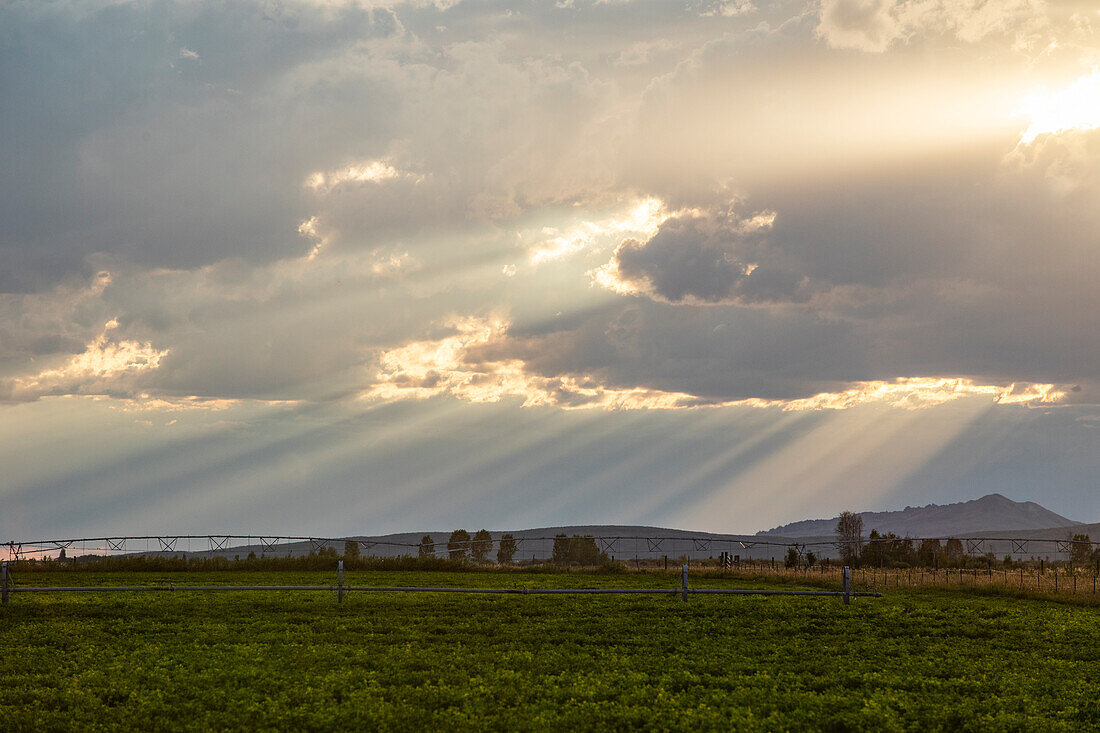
[6,532,1098,563]
[0,561,880,608]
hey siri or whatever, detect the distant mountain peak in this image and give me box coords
[757,494,1080,539]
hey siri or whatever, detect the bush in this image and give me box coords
[551,534,607,566]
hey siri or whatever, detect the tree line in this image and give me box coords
[415,531,610,566]
[415,530,519,564]
[831,510,1100,568]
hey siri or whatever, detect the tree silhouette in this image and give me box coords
[918,538,943,568]
[864,529,884,567]
[447,529,470,561]
[835,511,863,566]
[551,534,605,565]
[1070,533,1092,566]
[945,538,965,566]
[551,534,571,564]
[471,529,492,562]
[418,534,435,559]
[497,533,517,564]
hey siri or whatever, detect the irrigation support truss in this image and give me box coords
[5,533,1099,564]
[0,561,880,607]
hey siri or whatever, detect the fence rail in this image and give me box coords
[0,561,880,608]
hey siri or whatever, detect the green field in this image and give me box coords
[3,570,1099,731]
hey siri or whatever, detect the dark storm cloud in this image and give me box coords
[606,211,812,305]
[517,128,1100,403]
[471,301,861,402]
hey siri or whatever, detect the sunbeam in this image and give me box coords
[679,397,999,534]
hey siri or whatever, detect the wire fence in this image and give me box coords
[833,564,1100,596]
[0,561,881,608]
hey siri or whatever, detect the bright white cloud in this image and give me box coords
[297,216,329,259]
[528,198,669,264]
[760,378,1066,411]
[305,159,419,193]
[1018,70,1100,144]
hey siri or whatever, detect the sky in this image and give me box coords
[2,0,1099,541]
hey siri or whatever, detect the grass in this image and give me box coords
[2,569,1099,731]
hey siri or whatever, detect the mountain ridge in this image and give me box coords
[755,493,1080,538]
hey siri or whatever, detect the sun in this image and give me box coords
[1018,70,1100,145]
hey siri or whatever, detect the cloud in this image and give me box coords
[770,378,1065,410]
[1,228,426,405]
[3,0,1099,415]
[5,0,1100,536]
[363,315,1068,411]
[304,159,421,193]
[593,208,803,305]
[815,0,1051,53]
[527,198,668,264]
[364,315,728,409]
[1017,70,1100,145]
[815,0,903,52]
[1006,126,1100,197]
[699,0,757,17]
[2,320,168,402]
[0,270,114,371]
[589,127,1100,403]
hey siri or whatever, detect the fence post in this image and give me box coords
[337,560,344,604]
[681,564,689,602]
[2,561,8,606]
[842,566,850,605]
